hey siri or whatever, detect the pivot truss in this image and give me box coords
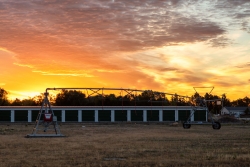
[46,87,190,103]
[26,86,223,137]
[26,87,189,138]
[47,87,188,96]
[183,87,223,130]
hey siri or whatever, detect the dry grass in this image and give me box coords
[0,123,250,167]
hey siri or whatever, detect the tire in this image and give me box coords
[183,122,191,129]
[212,122,221,130]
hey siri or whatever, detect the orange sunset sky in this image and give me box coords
[0,0,250,100]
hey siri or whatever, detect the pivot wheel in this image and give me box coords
[212,122,221,130]
[183,122,191,129]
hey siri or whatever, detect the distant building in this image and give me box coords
[0,106,208,123]
[221,107,247,118]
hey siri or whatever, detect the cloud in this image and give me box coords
[235,13,250,19]
[0,47,15,55]
[235,62,250,69]
[32,70,95,77]
[1,0,250,100]
[0,0,230,56]
[160,67,182,72]
[213,0,250,34]
[241,21,250,33]
[2,0,245,75]
[94,68,163,91]
[223,0,250,6]
[206,35,233,47]
[13,63,34,68]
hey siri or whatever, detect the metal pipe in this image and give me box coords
[45,87,191,98]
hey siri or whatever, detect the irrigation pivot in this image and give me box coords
[26,86,221,137]
[26,87,183,138]
[183,87,222,130]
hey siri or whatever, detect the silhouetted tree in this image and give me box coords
[10,98,38,106]
[104,94,120,106]
[54,90,86,106]
[243,96,250,106]
[170,93,179,106]
[231,96,250,107]
[11,98,22,106]
[22,98,38,106]
[32,94,46,106]
[3,88,250,108]
[0,88,10,105]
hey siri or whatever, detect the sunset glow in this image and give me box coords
[1,0,250,100]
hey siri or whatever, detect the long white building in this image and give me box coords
[0,106,207,123]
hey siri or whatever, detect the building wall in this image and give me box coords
[221,108,229,115]
[0,106,207,123]
[221,107,246,118]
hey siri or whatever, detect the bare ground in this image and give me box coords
[0,123,250,167]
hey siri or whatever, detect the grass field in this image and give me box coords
[0,123,250,167]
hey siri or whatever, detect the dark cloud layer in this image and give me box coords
[0,0,249,49]
[236,62,250,69]
[1,0,250,50]
[0,0,238,56]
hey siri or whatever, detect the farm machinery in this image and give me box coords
[182,87,222,130]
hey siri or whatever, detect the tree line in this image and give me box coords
[0,88,250,114]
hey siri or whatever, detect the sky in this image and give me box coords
[0,0,250,101]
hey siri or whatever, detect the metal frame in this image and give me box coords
[45,87,189,98]
[27,87,188,137]
[183,87,221,130]
[46,87,190,107]
[26,87,221,137]
[26,92,65,138]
